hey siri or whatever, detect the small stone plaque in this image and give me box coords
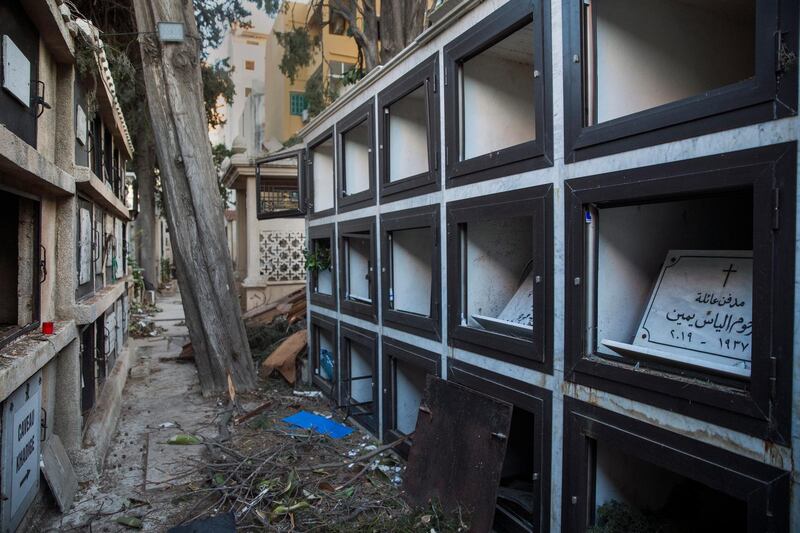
[76,105,87,145]
[2,35,30,107]
[603,250,752,378]
[79,208,92,284]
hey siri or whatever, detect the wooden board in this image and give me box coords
[260,330,307,384]
[41,435,78,513]
[404,376,512,532]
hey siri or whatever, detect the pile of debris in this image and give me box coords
[243,290,308,384]
[167,381,468,532]
[129,301,165,338]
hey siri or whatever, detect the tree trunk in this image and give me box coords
[133,0,257,394]
[133,122,158,290]
[379,0,426,63]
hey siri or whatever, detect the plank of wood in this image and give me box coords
[260,330,307,385]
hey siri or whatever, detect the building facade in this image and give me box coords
[0,1,135,529]
[295,0,800,530]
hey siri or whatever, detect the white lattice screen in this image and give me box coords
[259,230,306,282]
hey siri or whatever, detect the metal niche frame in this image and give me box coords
[443,0,553,186]
[380,204,441,340]
[446,184,554,372]
[336,99,376,212]
[377,53,441,202]
[338,216,378,323]
[563,142,796,444]
[447,358,552,533]
[255,149,306,220]
[561,0,799,163]
[306,127,336,220]
[338,323,379,434]
[309,312,338,399]
[381,337,441,458]
[561,397,790,532]
[307,223,337,310]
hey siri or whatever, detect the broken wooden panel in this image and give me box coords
[41,435,78,513]
[404,376,512,532]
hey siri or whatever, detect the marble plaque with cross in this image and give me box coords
[602,250,752,378]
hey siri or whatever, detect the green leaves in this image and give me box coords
[115,516,143,529]
[303,247,331,272]
[275,28,320,84]
[166,434,202,445]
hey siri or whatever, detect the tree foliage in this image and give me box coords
[275,27,320,83]
[265,0,428,117]
[203,60,236,128]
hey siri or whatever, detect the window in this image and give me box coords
[382,338,440,457]
[308,224,336,310]
[338,217,376,322]
[444,0,552,185]
[328,61,356,95]
[564,143,795,442]
[289,92,306,116]
[378,54,440,202]
[562,399,789,533]
[0,189,40,349]
[255,150,305,219]
[381,205,441,339]
[307,129,336,218]
[245,87,252,97]
[563,0,799,161]
[449,359,552,533]
[336,100,375,211]
[244,60,255,71]
[447,186,553,370]
[340,324,378,434]
[310,313,337,398]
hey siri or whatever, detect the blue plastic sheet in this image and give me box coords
[282,411,353,439]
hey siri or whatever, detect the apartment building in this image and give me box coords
[0,1,134,528]
[222,1,360,311]
[292,0,800,530]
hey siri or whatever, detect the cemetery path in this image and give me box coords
[31,291,221,532]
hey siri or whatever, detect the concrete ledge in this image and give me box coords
[22,0,75,63]
[0,321,78,400]
[74,166,131,220]
[0,126,74,197]
[72,277,129,325]
[75,341,140,481]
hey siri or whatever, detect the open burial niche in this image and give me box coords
[586,190,753,379]
[583,0,755,125]
[388,228,432,316]
[387,85,429,183]
[382,339,440,457]
[0,189,39,348]
[309,237,333,295]
[563,399,789,533]
[341,118,371,196]
[340,326,378,433]
[343,233,372,303]
[462,217,533,339]
[459,19,535,160]
[310,134,335,214]
[310,315,337,397]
